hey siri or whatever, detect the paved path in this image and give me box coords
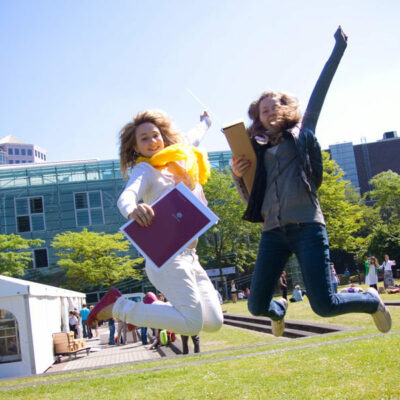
[47,329,161,374]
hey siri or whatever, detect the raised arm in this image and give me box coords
[185,111,212,146]
[301,26,348,133]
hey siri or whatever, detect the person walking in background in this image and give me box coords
[69,311,78,339]
[330,263,340,293]
[140,327,149,345]
[181,334,200,354]
[230,280,238,303]
[230,26,391,336]
[365,256,379,290]
[80,304,92,339]
[116,319,127,345]
[108,318,116,345]
[381,254,396,289]
[73,308,82,338]
[279,271,288,300]
[89,305,99,338]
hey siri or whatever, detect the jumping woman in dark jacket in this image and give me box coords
[231,26,391,337]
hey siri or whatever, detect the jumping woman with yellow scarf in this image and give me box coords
[88,110,223,337]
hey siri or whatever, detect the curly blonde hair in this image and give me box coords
[248,91,302,138]
[119,110,183,179]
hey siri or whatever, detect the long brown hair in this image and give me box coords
[370,256,379,266]
[119,110,183,179]
[248,91,301,141]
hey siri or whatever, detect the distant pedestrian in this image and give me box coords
[381,254,396,289]
[116,319,127,345]
[279,271,288,300]
[230,280,238,303]
[181,335,200,354]
[89,305,99,337]
[69,311,78,339]
[365,256,379,290]
[80,304,92,339]
[330,263,340,293]
[108,318,116,345]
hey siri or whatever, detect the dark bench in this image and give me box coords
[55,347,91,363]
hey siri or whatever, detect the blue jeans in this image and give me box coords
[248,223,379,320]
[109,323,115,345]
[141,327,148,345]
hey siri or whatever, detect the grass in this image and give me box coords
[0,283,399,399]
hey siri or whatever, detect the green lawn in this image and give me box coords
[1,285,399,400]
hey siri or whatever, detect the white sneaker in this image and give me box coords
[367,288,392,333]
[271,298,287,337]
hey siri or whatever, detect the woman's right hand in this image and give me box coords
[128,203,155,227]
[231,155,251,178]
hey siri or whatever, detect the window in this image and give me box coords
[74,191,104,226]
[21,149,26,155]
[9,160,13,164]
[15,196,45,233]
[14,149,19,155]
[35,150,37,157]
[27,149,32,156]
[15,160,20,164]
[8,148,12,155]
[44,154,46,160]
[33,248,48,268]
[0,309,22,364]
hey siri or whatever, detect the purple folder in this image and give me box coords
[120,182,219,268]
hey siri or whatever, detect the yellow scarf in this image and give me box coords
[136,143,211,187]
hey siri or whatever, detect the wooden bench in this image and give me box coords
[55,347,91,363]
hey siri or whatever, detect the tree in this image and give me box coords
[367,170,400,223]
[318,151,367,253]
[197,169,261,282]
[364,171,400,260]
[52,229,143,291]
[0,234,43,276]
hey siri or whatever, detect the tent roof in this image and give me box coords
[0,275,86,298]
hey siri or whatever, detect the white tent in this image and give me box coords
[0,275,86,378]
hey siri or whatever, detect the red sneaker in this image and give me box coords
[143,292,157,304]
[87,288,122,327]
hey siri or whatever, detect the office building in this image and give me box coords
[0,135,47,165]
[329,131,400,194]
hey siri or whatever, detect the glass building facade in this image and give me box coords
[329,142,360,190]
[0,151,233,273]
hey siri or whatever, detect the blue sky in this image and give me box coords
[1,0,399,162]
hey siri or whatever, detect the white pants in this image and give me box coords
[112,248,223,336]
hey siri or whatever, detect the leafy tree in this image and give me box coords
[364,171,400,260]
[0,234,43,276]
[367,170,400,223]
[318,151,367,253]
[198,169,261,281]
[52,228,143,291]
